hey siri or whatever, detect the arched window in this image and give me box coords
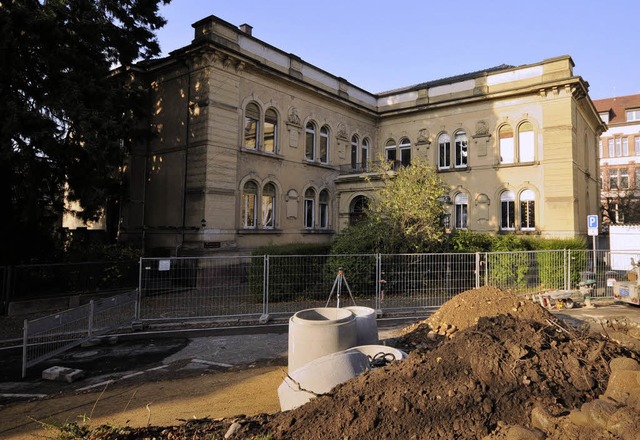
[399,138,411,167]
[438,133,451,169]
[243,103,260,149]
[241,181,258,228]
[319,126,329,163]
[518,122,534,162]
[349,195,368,225]
[454,193,468,229]
[264,108,278,153]
[499,125,514,164]
[362,138,369,171]
[351,135,359,170]
[500,190,515,230]
[454,131,468,168]
[520,189,535,230]
[319,189,329,229]
[304,188,316,229]
[385,139,397,162]
[262,183,276,228]
[305,122,316,161]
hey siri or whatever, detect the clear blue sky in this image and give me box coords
[155,0,639,100]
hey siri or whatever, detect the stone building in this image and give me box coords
[593,94,640,226]
[119,15,604,256]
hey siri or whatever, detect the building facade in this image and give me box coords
[593,94,640,227]
[119,15,604,256]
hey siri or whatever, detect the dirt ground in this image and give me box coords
[2,287,640,439]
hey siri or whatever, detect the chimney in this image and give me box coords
[239,23,253,36]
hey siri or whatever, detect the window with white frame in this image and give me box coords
[499,122,536,164]
[636,137,640,155]
[608,139,614,158]
[520,189,536,230]
[598,140,603,158]
[609,169,618,189]
[264,108,278,153]
[454,131,468,168]
[241,181,258,228]
[399,138,411,167]
[499,125,514,164]
[615,138,622,157]
[438,133,451,169]
[319,126,329,163]
[620,168,629,189]
[636,168,640,189]
[500,190,515,230]
[626,108,640,122]
[361,138,369,171]
[305,122,316,161]
[351,135,359,169]
[319,189,329,229]
[518,122,534,162]
[599,112,610,123]
[622,138,629,156]
[261,183,276,228]
[243,102,279,153]
[454,193,468,229]
[304,188,315,229]
[244,103,260,149]
[385,139,397,162]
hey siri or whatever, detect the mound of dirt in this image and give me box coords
[71,287,640,439]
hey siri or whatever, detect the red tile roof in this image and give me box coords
[593,94,640,125]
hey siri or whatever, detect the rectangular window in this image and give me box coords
[636,168,640,189]
[242,193,256,228]
[615,138,622,157]
[319,130,329,163]
[608,139,614,158]
[518,130,535,162]
[609,169,618,189]
[499,137,514,164]
[626,109,640,122]
[305,129,315,161]
[320,201,328,229]
[622,138,629,156]
[520,200,535,229]
[455,135,468,168]
[439,140,450,169]
[400,145,411,167]
[386,146,397,162]
[304,199,314,229]
[501,201,515,229]
[361,144,368,171]
[620,168,629,189]
[455,204,467,229]
[350,144,358,169]
[636,137,640,155]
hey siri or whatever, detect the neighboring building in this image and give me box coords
[119,15,604,256]
[593,94,640,227]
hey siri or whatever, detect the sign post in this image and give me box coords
[587,215,598,273]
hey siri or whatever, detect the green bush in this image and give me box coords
[249,243,332,302]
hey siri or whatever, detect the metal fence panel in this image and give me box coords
[265,254,378,315]
[380,253,477,310]
[22,291,137,378]
[138,256,263,321]
[484,250,568,294]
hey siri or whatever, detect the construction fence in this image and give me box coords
[136,249,640,322]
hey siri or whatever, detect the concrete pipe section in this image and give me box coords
[287,307,358,372]
[344,306,379,345]
[278,344,407,411]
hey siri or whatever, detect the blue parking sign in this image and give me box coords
[587,215,598,228]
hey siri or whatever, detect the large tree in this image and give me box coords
[0,0,169,263]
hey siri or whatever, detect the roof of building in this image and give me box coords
[593,94,640,124]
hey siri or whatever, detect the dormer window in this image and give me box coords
[599,111,610,124]
[626,108,640,122]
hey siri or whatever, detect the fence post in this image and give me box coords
[21,319,28,379]
[135,257,143,322]
[375,254,382,314]
[475,252,480,289]
[260,255,270,323]
[565,249,570,290]
[88,300,95,339]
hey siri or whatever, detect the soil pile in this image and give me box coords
[70,287,640,439]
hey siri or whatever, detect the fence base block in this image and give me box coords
[259,314,271,324]
[42,366,85,383]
